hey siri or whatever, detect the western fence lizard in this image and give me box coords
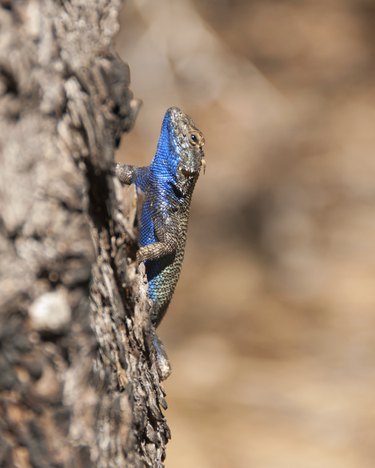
[116,107,205,378]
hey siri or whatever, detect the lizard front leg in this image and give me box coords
[115,163,137,185]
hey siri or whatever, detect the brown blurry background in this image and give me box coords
[115,1,375,466]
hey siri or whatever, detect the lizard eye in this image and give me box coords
[189,133,199,146]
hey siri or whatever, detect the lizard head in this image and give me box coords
[152,107,205,197]
[168,107,205,195]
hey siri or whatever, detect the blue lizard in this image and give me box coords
[116,107,205,327]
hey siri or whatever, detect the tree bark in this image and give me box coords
[0,1,169,467]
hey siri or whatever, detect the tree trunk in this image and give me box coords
[0,1,170,466]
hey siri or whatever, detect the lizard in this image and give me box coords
[115,107,205,379]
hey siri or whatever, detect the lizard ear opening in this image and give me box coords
[171,182,184,199]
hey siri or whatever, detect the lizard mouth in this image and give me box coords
[181,168,197,177]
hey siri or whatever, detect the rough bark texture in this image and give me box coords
[0,1,170,467]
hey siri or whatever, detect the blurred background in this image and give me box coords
[115,1,375,466]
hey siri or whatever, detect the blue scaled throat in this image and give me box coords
[116,107,205,327]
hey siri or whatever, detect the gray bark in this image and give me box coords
[0,1,169,467]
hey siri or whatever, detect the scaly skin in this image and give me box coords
[116,107,205,327]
